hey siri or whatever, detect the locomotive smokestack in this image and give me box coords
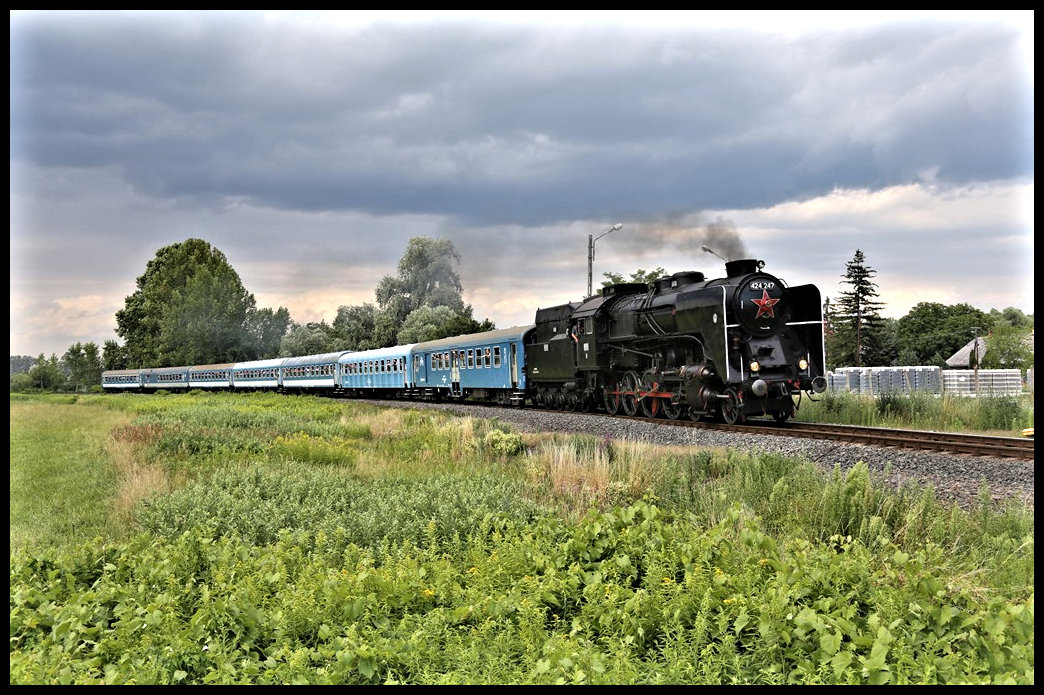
[725,259,760,277]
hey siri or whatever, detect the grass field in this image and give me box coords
[9,392,1034,684]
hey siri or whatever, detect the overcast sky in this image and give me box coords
[10,10,1035,358]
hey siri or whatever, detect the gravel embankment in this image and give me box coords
[365,399,1034,511]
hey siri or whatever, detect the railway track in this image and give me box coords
[616,416,1035,460]
[365,397,1033,461]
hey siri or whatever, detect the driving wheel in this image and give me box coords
[721,388,746,425]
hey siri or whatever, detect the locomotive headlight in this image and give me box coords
[798,358,809,371]
[749,360,760,373]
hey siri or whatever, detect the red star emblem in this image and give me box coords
[751,289,780,319]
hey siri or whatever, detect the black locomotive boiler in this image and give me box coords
[525,258,827,423]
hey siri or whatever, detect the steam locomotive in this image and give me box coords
[103,258,827,424]
[526,258,826,423]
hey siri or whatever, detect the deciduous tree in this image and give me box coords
[28,354,63,390]
[115,239,290,366]
[102,340,128,371]
[601,267,667,287]
[370,237,493,347]
[896,302,989,367]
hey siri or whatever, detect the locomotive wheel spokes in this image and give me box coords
[661,398,682,420]
[721,388,745,425]
[621,372,640,416]
[639,391,660,418]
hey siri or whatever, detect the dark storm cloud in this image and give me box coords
[11,13,1031,226]
[9,12,1034,357]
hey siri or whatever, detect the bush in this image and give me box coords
[482,429,525,457]
[974,395,1025,431]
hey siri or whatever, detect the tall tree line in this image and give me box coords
[11,242,1032,391]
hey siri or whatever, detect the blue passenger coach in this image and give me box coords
[188,363,234,390]
[142,366,190,392]
[102,368,144,392]
[338,344,416,397]
[280,351,352,393]
[231,357,284,391]
[412,326,534,405]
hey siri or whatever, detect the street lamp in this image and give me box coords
[588,223,622,298]
[701,245,729,262]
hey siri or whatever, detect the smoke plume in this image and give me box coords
[612,215,748,267]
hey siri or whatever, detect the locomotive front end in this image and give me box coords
[722,259,826,422]
[675,259,827,423]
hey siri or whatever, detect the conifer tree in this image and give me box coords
[833,249,885,367]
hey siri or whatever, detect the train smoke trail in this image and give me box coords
[613,216,748,265]
[700,219,747,261]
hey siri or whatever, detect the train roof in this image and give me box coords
[338,344,416,362]
[233,357,286,369]
[102,368,146,376]
[280,350,353,366]
[188,363,236,371]
[412,325,535,352]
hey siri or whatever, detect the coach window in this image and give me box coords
[484,348,491,368]
[493,346,502,368]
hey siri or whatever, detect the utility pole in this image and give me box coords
[970,326,982,397]
[588,223,622,298]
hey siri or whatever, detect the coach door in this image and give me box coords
[414,354,427,387]
[510,344,519,388]
[451,350,462,397]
